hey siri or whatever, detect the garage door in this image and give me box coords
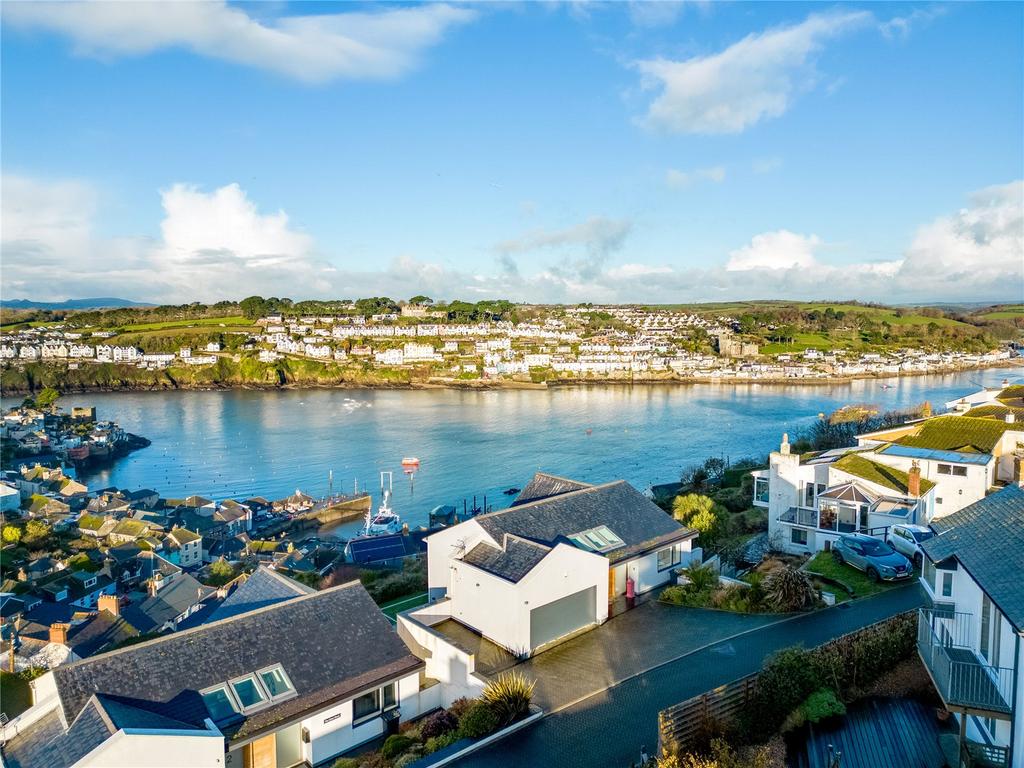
[529,586,596,649]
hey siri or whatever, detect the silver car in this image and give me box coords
[887,523,934,567]
[833,533,913,582]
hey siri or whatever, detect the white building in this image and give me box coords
[400,474,697,696]
[0,575,438,768]
[918,484,1024,768]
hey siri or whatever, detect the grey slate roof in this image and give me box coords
[67,610,139,658]
[50,580,423,743]
[121,573,214,633]
[205,565,314,623]
[480,478,694,562]
[922,484,1024,631]
[513,472,593,506]
[1,700,112,768]
[462,536,552,582]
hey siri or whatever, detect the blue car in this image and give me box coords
[833,533,913,582]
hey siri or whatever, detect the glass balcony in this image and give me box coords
[777,507,817,527]
[917,608,1015,716]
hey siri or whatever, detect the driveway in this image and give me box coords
[511,598,781,710]
[457,584,925,768]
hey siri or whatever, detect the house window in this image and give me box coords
[754,478,769,504]
[952,466,967,477]
[791,529,808,545]
[803,484,815,507]
[657,546,679,571]
[923,559,937,593]
[941,572,953,598]
[937,464,952,475]
[201,685,238,722]
[258,666,294,699]
[353,689,381,724]
[980,595,992,663]
[382,682,398,711]
[230,675,267,710]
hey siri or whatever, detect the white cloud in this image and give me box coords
[2,1,476,82]
[726,230,821,271]
[3,177,1019,306]
[665,165,726,188]
[1,177,333,302]
[627,1,686,28]
[633,11,871,134]
[880,7,946,40]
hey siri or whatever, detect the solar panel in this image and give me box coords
[348,535,407,564]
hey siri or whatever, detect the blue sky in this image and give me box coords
[2,1,1022,304]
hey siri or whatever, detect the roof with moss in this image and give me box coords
[996,384,1024,408]
[964,404,1024,421]
[893,415,1018,454]
[832,454,936,496]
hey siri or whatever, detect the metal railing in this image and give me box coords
[962,741,1011,768]
[917,609,1015,715]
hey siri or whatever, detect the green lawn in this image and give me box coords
[805,551,911,601]
[0,672,34,719]
[379,591,428,623]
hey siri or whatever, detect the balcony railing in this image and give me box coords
[962,741,1011,768]
[917,608,1015,716]
[778,507,817,527]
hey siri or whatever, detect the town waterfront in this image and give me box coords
[3,367,1020,534]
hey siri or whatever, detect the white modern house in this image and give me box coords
[760,434,937,555]
[399,474,697,699]
[917,483,1024,768]
[1,572,436,768]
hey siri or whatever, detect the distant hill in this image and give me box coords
[1,297,151,310]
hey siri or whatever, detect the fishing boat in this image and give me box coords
[354,472,403,537]
[401,457,420,467]
[345,472,406,562]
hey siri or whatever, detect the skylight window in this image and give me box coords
[201,686,238,722]
[259,666,294,699]
[230,675,267,709]
[569,526,624,553]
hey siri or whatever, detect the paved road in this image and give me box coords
[456,584,925,768]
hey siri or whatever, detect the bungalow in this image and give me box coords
[0,580,433,768]
[407,473,697,669]
[34,570,116,610]
[917,484,1024,768]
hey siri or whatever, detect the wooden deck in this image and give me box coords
[792,697,953,768]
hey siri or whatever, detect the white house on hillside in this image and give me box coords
[917,483,1024,768]
[0,575,436,768]
[399,474,697,701]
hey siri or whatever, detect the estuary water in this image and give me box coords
[4,367,1020,533]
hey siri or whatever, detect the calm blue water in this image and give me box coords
[3,367,1020,535]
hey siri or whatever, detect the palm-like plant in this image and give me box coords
[763,565,816,612]
[481,670,535,725]
[683,562,718,592]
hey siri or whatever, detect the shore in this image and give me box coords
[0,358,1018,396]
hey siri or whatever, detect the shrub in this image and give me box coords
[419,708,458,739]
[424,731,459,754]
[683,563,718,591]
[447,697,474,721]
[381,734,415,759]
[333,760,359,768]
[458,700,500,739]
[481,670,534,726]
[712,487,750,514]
[745,647,823,739]
[763,566,815,612]
[661,584,714,608]
[801,689,846,724]
[394,752,423,768]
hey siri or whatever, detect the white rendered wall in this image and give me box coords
[76,730,224,768]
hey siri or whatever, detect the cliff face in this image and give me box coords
[0,358,422,394]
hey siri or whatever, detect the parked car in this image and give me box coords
[886,523,934,566]
[833,533,913,582]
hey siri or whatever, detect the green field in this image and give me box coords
[977,305,1024,320]
[100,315,253,332]
[379,591,428,623]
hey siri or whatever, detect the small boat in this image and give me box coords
[401,457,420,467]
[503,487,520,495]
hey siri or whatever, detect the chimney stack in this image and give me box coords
[1006,412,1016,424]
[97,593,120,617]
[908,461,921,498]
[49,622,70,645]
[780,433,791,455]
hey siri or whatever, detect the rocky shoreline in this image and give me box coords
[0,359,1018,396]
